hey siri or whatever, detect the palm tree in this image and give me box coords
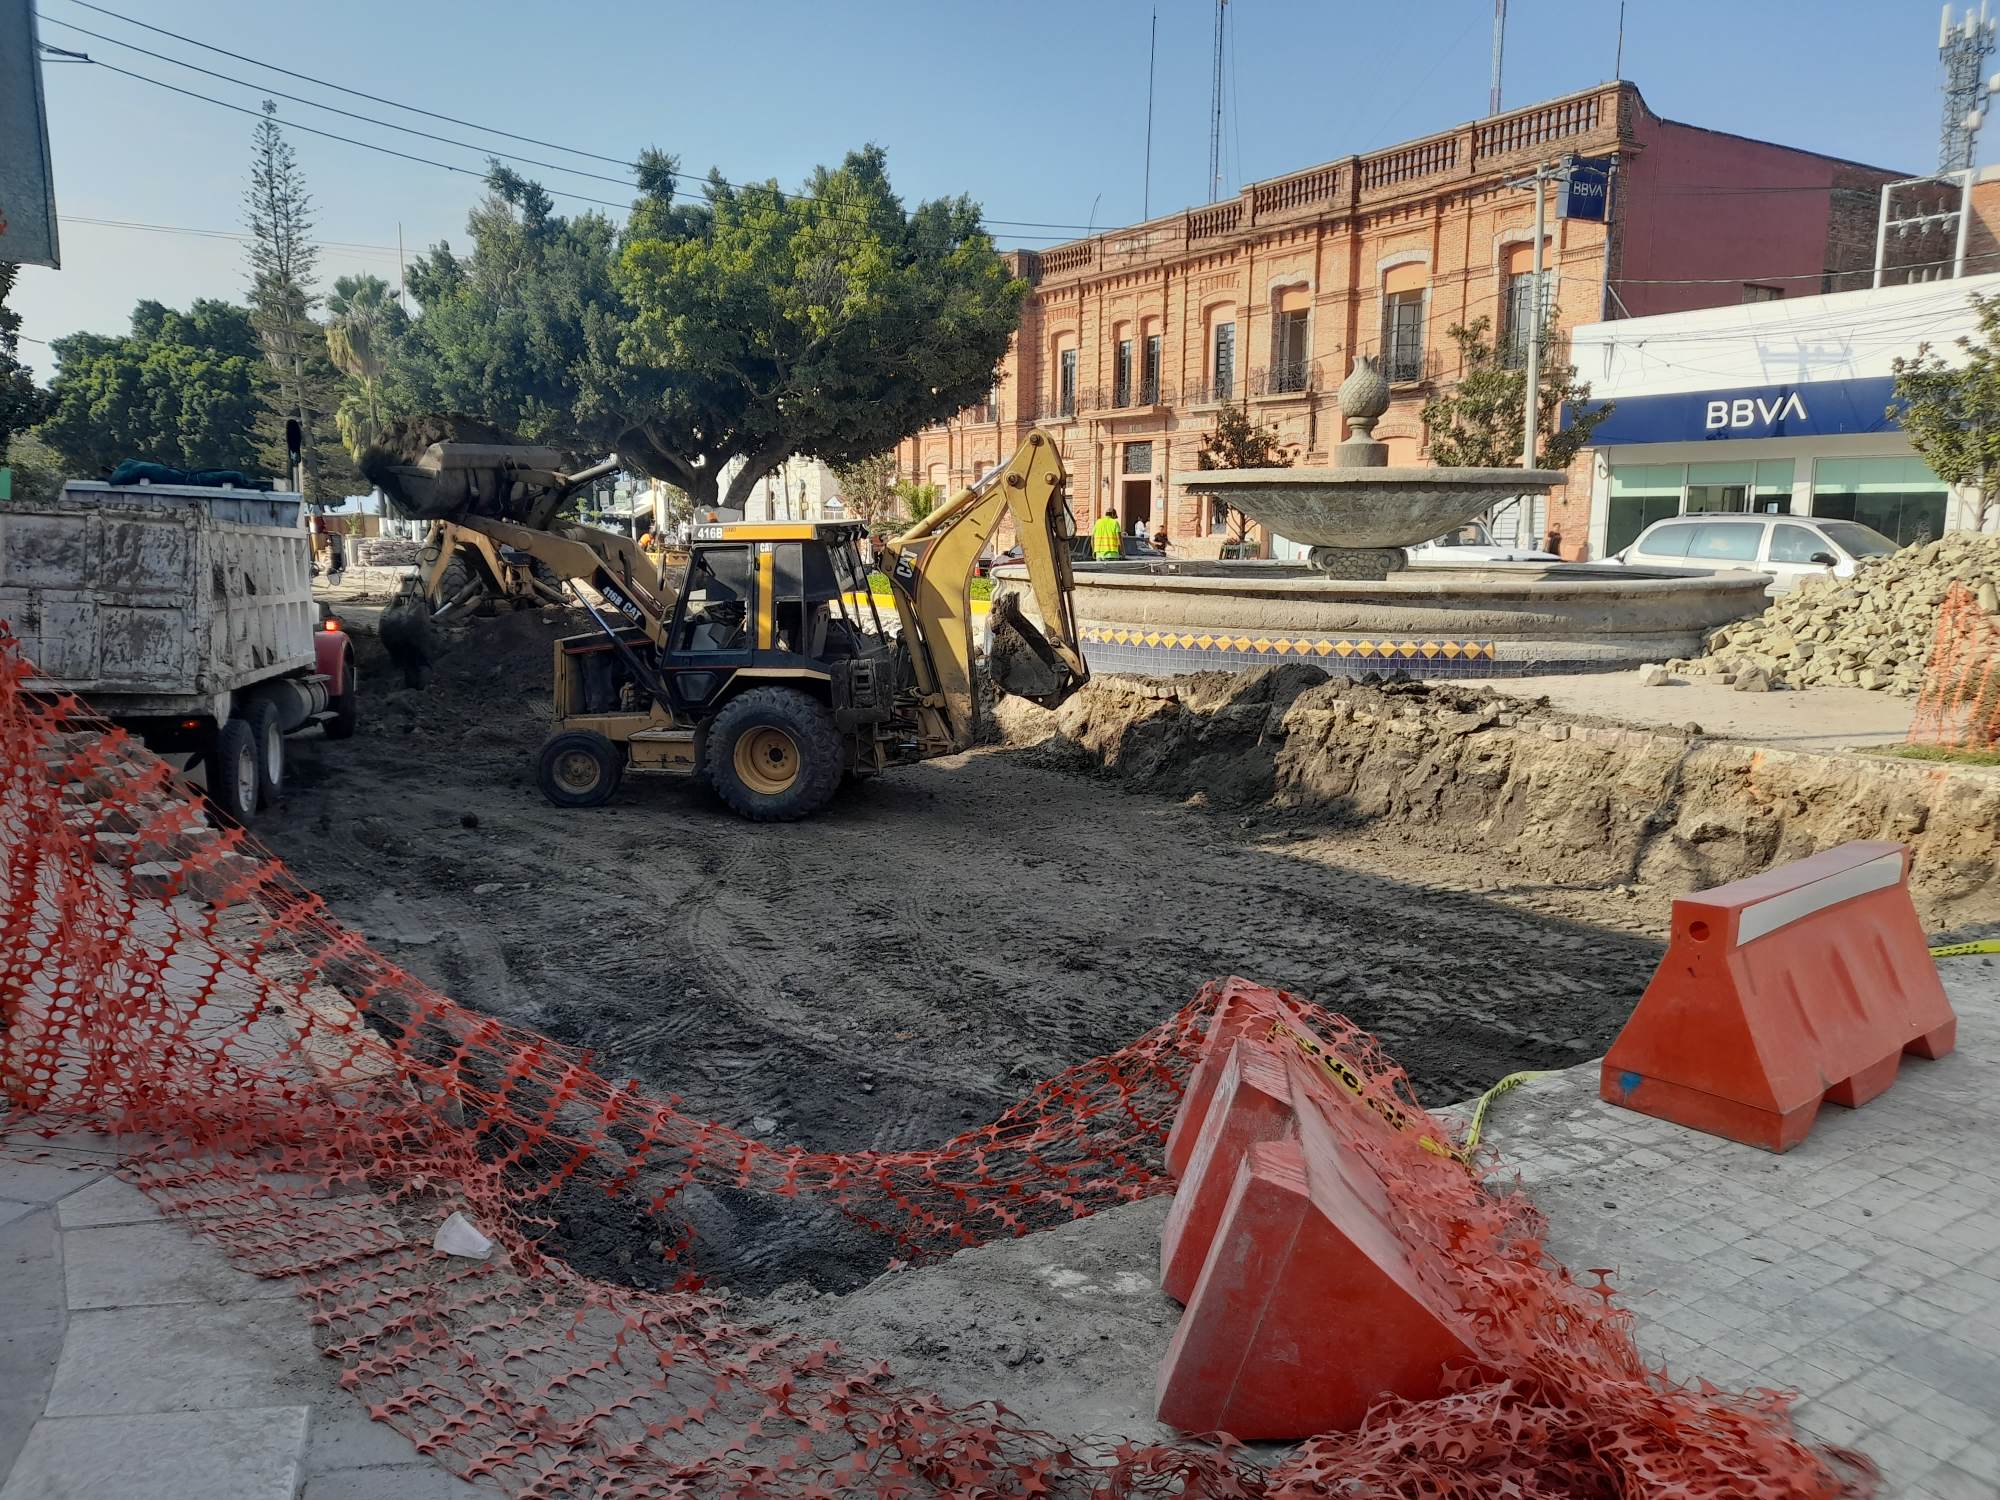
[324,273,407,453]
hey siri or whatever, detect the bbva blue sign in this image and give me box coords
[1559,156,1613,223]
[1575,376,1902,444]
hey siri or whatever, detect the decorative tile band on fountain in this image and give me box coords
[1079,627,1500,679]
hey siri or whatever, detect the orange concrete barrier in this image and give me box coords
[1164,978,1304,1178]
[1601,841,1956,1152]
[1159,1037,1296,1304]
[1154,1073,1477,1439]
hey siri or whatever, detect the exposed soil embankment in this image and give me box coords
[995,665,2000,924]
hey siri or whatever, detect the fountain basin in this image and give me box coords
[1184,466,1567,550]
[996,560,1770,679]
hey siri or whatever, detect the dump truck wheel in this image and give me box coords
[324,648,359,739]
[704,688,842,822]
[537,730,624,809]
[246,700,285,808]
[206,717,261,825]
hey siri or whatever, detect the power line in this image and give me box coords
[50,0,1103,235]
[61,213,404,257]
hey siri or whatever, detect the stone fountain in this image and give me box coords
[988,355,1771,682]
[1185,355,1565,579]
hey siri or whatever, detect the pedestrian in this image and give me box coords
[1151,526,1169,553]
[1092,508,1123,561]
[869,531,889,573]
[1543,523,1564,558]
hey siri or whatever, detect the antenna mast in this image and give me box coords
[1939,3,1999,171]
[1490,0,1507,115]
[1208,0,1228,202]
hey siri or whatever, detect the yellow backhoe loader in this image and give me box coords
[375,430,1088,821]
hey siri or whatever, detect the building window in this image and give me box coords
[1142,334,1162,405]
[1058,348,1077,417]
[1685,460,1752,514]
[1213,321,1236,400]
[1383,290,1425,383]
[1114,338,1133,408]
[1742,283,1784,303]
[1607,459,1797,556]
[1502,270,1547,369]
[1605,463,1683,557]
[1272,308,1310,392]
[1123,441,1153,475]
[1810,456,1948,547]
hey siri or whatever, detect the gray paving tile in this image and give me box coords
[54,1177,161,1230]
[303,1461,497,1498]
[0,1157,107,1206]
[0,1406,307,1500]
[304,1404,447,1476]
[0,1203,31,1232]
[45,1301,332,1418]
[62,1220,295,1310]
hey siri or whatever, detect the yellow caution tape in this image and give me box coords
[1461,1070,1552,1156]
[1931,939,2000,958]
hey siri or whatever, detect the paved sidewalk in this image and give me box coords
[0,1119,494,1500]
[1497,672,1916,752]
[1474,960,2000,1500]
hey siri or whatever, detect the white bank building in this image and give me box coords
[1569,273,2000,560]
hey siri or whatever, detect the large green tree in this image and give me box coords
[390,149,1026,511]
[37,300,264,477]
[1890,289,2000,532]
[0,263,49,462]
[244,102,352,499]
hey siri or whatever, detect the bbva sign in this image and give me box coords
[1705,393,1808,431]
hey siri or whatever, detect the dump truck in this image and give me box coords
[0,480,359,822]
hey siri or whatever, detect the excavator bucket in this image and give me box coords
[987,591,1086,708]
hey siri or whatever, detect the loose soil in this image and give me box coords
[258,609,1669,1286]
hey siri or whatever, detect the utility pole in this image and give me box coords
[1508,156,1574,470]
[1938,4,1999,172]
[1490,0,1507,116]
[1208,0,1228,202]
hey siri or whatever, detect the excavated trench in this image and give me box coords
[254,611,1999,1293]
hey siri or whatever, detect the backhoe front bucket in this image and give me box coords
[987,591,1088,708]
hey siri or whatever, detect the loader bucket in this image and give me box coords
[987,591,1087,708]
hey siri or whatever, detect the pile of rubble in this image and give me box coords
[1671,532,2000,694]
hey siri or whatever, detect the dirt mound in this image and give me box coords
[997,665,2000,921]
[359,603,578,757]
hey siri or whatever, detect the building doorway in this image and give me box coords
[1121,478,1152,536]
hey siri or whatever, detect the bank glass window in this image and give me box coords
[1810,456,1947,547]
[1114,339,1133,408]
[1058,348,1078,417]
[1212,321,1236,399]
[1383,290,1425,383]
[1685,461,1752,514]
[1141,334,1162,405]
[1606,463,1683,556]
[1751,460,1795,513]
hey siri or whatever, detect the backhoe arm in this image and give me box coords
[885,429,1089,750]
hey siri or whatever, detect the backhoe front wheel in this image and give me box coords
[704,688,844,822]
[537,730,624,808]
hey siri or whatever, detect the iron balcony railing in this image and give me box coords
[1247,361,1319,397]
[1382,345,1441,385]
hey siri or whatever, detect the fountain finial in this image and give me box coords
[1334,355,1392,468]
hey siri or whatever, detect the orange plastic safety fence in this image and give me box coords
[1909,581,2000,752]
[0,628,1870,1499]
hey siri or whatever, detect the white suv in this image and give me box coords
[1617,514,1898,592]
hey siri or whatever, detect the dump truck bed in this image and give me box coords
[0,482,315,718]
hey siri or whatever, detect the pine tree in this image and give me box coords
[244,102,352,500]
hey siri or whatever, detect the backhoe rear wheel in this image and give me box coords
[704,687,843,822]
[537,730,624,808]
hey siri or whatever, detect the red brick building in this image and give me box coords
[897,82,1902,558]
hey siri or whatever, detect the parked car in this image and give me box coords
[1614,513,1898,593]
[1404,520,1559,565]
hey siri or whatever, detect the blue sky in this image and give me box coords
[9,0,1976,378]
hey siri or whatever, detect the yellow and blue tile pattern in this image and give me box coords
[1080,625,1500,679]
